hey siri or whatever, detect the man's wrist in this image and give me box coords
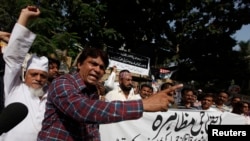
[17,14,28,26]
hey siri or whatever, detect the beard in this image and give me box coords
[28,87,45,97]
[120,84,132,92]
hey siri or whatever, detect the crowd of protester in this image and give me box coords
[0,5,249,141]
[99,65,250,126]
[102,66,250,118]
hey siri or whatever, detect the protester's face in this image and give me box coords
[48,62,59,79]
[25,69,48,89]
[183,90,194,103]
[140,87,153,99]
[201,96,213,110]
[231,97,241,106]
[242,103,249,114]
[78,56,105,86]
[217,92,229,104]
[192,95,197,102]
[119,73,133,91]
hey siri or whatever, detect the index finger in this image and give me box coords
[162,83,183,93]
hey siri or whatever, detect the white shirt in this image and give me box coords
[210,104,231,112]
[105,87,141,101]
[197,106,219,112]
[241,114,250,125]
[0,23,47,141]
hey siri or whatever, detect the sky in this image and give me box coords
[231,24,250,51]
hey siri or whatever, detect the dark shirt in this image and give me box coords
[38,72,143,141]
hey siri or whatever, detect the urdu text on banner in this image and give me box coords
[107,48,150,76]
[100,109,249,141]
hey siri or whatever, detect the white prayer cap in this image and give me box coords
[26,55,49,72]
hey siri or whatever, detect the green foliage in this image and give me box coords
[1,0,250,92]
[0,0,121,59]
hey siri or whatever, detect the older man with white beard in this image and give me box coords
[0,6,48,141]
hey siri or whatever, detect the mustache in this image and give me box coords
[32,80,43,84]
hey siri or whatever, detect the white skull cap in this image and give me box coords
[26,55,48,72]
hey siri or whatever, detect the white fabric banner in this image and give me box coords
[100,109,249,141]
[109,60,150,76]
[107,48,150,76]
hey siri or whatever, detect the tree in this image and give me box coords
[1,0,250,91]
[237,40,250,94]
[103,0,250,90]
[0,0,121,59]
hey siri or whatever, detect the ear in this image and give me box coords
[77,62,81,69]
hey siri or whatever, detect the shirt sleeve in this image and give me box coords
[104,71,116,91]
[49,76,144,124]
[3,23,36,96]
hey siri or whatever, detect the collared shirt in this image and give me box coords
[210,104,231,112]
[0,23,47,141]
[105,87,141,101]
[196,106,219,111]
[37,72,143,141]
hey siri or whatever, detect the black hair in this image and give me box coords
[231,95,242,101]
[181,87,195,97]
[140,83,153,91]
[48,57,60,67]
[217,89,231,98]
[77,47,109,71]
[160,82,173,90]
[201,93,215,101]
[231,102,243,115]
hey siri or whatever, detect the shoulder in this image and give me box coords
[133,94,142,100]
[51,73,85,89]
[106,88,120,96]
[55,72,81,82]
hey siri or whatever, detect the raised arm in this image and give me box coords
[3,6,40,95]
[17,6,40,26]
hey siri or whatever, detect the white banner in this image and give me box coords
[107,48,150,76]
[109,60,150,76]
[100,109,249,141]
